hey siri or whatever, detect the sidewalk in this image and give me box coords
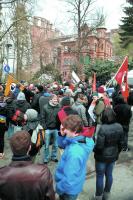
[0,133,133,200]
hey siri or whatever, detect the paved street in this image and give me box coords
[0,131,133,200]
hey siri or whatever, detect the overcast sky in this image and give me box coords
[36,0,127,34]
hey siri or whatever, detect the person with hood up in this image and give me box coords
[23,109,44,158]
[72,93,88,126]
[55,115,94,200]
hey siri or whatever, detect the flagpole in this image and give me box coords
[113,56,128,80]
[106,56,128,89]
[7,73,24,88]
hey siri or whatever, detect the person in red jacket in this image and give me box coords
[0,131,55,200]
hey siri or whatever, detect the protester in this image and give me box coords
[23,109,44,158]
[94,107,124,200]
[14,91,31,113]
[72,93,88,126]
[42,94,60,163]
[0,131,55,200]
[23,85,34,103]
[11,91,31,132]
[113,95,132,151]
[0,92,7,159]
[6,91,16,138]
[55,115,94,200]
[31,85,44,113]
[39,87,51,118]
[57,96,78,155]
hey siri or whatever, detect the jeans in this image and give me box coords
[95,161,115,196]
[44,129,58,162]
[59,194,78,200]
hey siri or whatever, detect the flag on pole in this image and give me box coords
[92,72,96,92]
[72,71,80,83]
[4,74,24,96]
[115,56,129,101]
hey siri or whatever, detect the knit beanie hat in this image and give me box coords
[61,96,71,106]
[17,92,26,101]
[37,85,43,92]
[98,86,105,94]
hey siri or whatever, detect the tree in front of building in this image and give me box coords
[84,59,119,86]
[65,0,105,76]
[10,0,35,80]
[33,63,62,84]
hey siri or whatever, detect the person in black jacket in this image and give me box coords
[94,107,124,200]
[0,92,7,159]
[113,95,132,151]
[42,94,60,164]
[31,85,44,113]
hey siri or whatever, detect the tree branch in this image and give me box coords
[0,15,31,41]
[0,0,18,4]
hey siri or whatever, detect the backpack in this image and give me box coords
[31,124,45,148]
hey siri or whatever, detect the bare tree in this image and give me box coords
[65,0,105,75]
[10,0,35,80]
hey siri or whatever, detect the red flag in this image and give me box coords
[92,72,96,92]
[115,56,129,101]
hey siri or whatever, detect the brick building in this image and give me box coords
[30,16,64,75]
[30,17,112,81]
[60,27,112,81]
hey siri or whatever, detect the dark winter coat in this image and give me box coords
[42,103,60,129]
[5,97,15,124]
[0,157,55,200]
[94,123,124,163]
[31,92,44,113]
[23,88,34,103]
[13,99,31,113]
[114,103,132,126]
[39,95,51,118]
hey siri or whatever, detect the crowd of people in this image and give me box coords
[0,80,133,200]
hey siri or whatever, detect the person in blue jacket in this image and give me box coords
[55,115,94,200]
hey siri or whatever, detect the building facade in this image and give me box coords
[30,17,113,81]
[60,28,112,81]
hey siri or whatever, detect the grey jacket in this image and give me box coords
[72,100,88,126]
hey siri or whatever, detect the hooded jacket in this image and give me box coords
[55,136,94,195]
[72,100,88,126]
